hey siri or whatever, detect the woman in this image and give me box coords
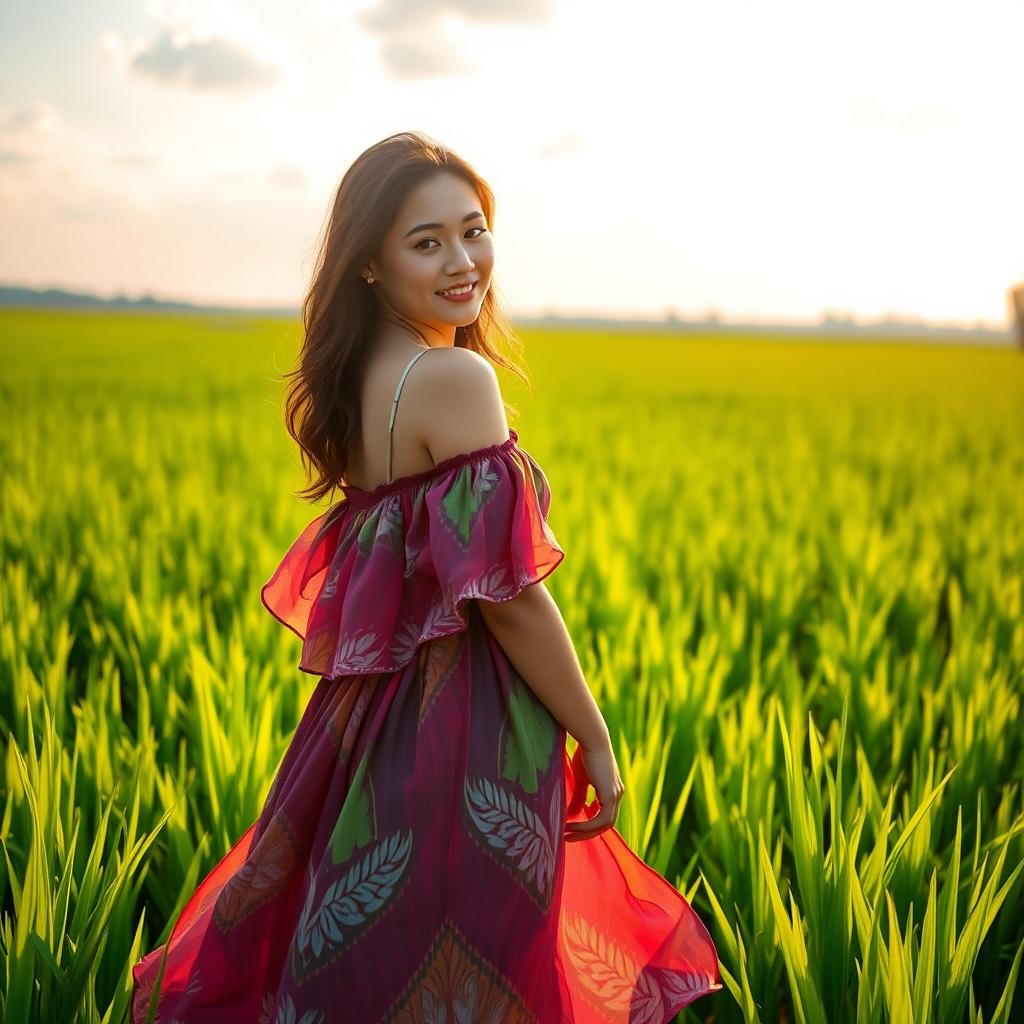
[132,131,719,1023]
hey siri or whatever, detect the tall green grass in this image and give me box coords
[1,309,1021,1022]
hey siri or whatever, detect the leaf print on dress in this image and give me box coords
[402,485,429,578]
[417,631,463,728]
[273,994,325,1024]
[325,674,380,763]
[320,561,341,600]
[384,919,535,1024]
[523,453,552,515]
[353,493,408,559]
[560,911,641,1015]
[463,776,560,909]
[321,627,386,675]
[631,965,721,1022]
[328,750,375,865]
[500,673,557,794]
[257,990,276,1024]
[388,589,464,666]
[355,506,382,558]
[319,515,363,599]
[291,829,413,981]
[560,911,719,1021]
[464,562,520,602]
[438,458,501,549]
[372,494,406,557]
[213,811,303,933]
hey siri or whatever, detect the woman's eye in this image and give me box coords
[414,227,487,251]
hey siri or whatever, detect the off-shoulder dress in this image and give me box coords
[131,348,720,1023]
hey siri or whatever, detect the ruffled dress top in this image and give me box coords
[132,428,720,1023]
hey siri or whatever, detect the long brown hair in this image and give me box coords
[281,131,531,504]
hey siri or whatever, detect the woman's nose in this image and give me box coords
[446,248,475,272]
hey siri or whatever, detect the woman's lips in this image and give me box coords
[435,282,477,303]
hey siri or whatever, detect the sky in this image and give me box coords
[1,0,1021,328]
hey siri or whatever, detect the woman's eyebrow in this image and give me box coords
[404,211,484,238]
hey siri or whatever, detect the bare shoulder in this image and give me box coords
[412,347,510,463]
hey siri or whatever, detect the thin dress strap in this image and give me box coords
[387,347,432,484]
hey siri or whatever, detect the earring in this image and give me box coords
[365,273,374,283]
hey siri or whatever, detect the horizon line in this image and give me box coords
[0,281,1014,336]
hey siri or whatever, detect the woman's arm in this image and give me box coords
[411,352,622,837]
[477,584,607,749]
[478,585,625,840]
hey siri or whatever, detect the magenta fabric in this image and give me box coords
[131,429,720,1023]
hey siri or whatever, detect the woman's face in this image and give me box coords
[366,171,494,341]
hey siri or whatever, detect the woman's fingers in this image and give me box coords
[564,742,625,842]
[563,788,623,842]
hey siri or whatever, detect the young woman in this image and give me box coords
[132,131,719,1023]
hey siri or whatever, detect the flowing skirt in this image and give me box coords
[132,604,719,1023]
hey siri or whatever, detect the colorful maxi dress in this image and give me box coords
[131,428,720,1023]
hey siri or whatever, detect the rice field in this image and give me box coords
[1,307,1022,1023]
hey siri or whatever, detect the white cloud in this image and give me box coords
[100,27,281,94]
[358,0,551,33]
[129,28,281,93]
[357,0,553,78]
[376,34,476,79]
[100,0,310,95]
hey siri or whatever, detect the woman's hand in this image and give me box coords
[563,739,624,843]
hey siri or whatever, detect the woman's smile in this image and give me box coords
[435,280,478,303]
